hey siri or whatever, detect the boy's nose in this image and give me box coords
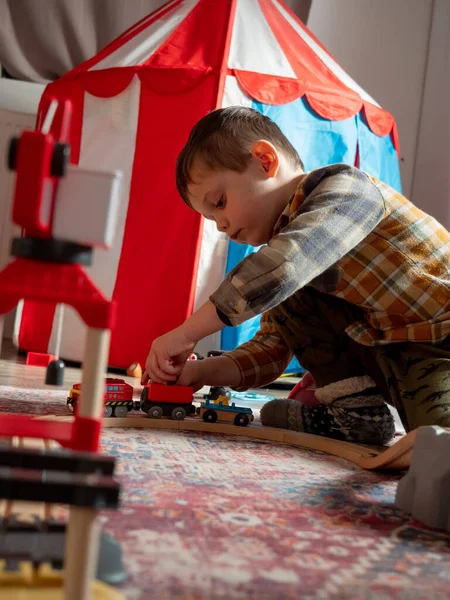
[216,220,229,233]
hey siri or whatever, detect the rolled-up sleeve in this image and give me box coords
[225,312,292,391]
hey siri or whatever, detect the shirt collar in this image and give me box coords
[272,177,306,236]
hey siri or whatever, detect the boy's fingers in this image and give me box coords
[163,360,181,374]
[149,354,178,383]
[148,374,166,384]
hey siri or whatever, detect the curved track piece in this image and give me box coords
[36,415,435,471]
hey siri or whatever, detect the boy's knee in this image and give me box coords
[401,391,450,430]
[433,413,450,428]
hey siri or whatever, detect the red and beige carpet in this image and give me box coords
[1,384,449,599]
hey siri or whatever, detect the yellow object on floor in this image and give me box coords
[0,561,124,599]
[126,362,142,378]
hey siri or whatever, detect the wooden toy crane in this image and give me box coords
[0,99,123,599]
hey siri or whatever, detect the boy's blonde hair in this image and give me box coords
[176,106,304,206]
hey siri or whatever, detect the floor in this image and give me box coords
[1,341,448,600]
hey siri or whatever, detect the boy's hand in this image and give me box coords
[142,300,227,385]
[175,360,206,392]
[143,326,195,384]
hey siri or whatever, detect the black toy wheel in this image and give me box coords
[171,407,186,420]
[8,137,19,170]
[203,409,217,423]
[114,405,129,418]
[50,142,70,177]
[147,406,163,419]
[234,413,249,427]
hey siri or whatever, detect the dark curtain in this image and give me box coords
[0,0,312,83]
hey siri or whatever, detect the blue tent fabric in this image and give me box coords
[220,97,401,374]
[356,112,402,194]
[253,97,358,171]
[221,243,263,357]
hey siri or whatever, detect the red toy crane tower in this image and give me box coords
[0,98,123,599]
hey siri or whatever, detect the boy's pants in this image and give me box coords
[270,286,450,433]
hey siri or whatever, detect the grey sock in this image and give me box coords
[260,391,395,445]
[260,399,304,431]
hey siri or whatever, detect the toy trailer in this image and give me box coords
[198,399,254,427]
[140,382,195,420]
[67,377,135,417]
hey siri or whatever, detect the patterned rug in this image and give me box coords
[1,384,449,599]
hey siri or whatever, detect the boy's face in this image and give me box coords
[187,141,298,247]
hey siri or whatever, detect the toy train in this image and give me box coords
[140,382,196,420]
[197,399,254,426]
[67,378,136,417]
[67,380,254,426]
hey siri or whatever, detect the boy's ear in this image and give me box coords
[250,140,280,177]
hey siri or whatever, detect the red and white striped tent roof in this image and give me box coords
[20,0,399,368]
[52,0,397,137]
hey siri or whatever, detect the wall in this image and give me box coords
[411,0,450,228]
[307,0,434,199]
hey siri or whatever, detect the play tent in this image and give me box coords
[16,0,401,369]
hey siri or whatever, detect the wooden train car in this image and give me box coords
[197,399,254,427]
[67,380,254,427]
[140,382,196,420]
[67,377,135,417]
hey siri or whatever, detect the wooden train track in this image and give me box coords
[36,415,424,471]
[0,436,124,599]
[0,436,60,525]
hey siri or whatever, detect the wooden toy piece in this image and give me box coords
[0,99,123,600]
[0,565,125,599]
[198,399,254,427]
[86,414,420,471]
[67,377,134,418]
[64,327,110,600]
[0,315,3,358]
[26,352,58,367]
[9,99,71,238]
[0,435,123,599]
[53,164,122,249]
[1,436,54,526]
[126,362,142,378]
[0,440,126,589]
[46,360,65,387]
[65,508,101,600]
[0,100,125,600]
[140,382,196,420]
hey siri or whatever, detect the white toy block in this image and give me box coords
[53,164,123,248]
[395,426,450,531]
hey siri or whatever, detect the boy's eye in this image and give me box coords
[216,196,225,208]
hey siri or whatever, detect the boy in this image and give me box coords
[143,106,450,445]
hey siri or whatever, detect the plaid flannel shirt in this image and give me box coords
[210,164,450,390]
